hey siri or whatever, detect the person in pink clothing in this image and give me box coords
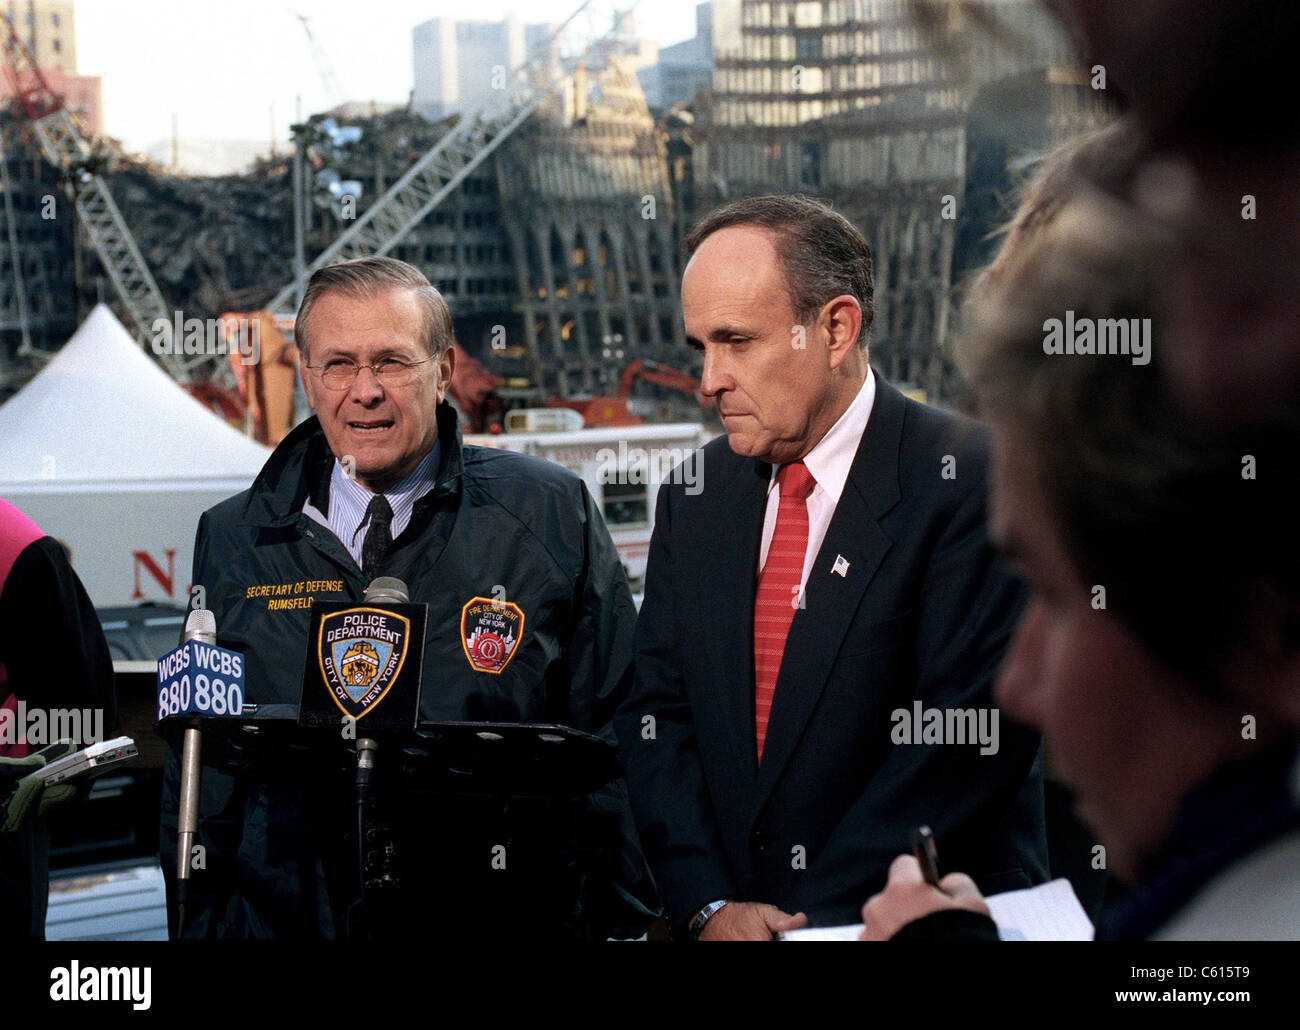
[0,498,115,938]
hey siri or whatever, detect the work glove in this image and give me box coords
[0,740,77,832]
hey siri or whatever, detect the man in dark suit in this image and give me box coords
[614,194,1047,940]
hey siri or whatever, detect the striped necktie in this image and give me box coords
[753,460,815,763]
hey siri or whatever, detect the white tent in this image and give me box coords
[0,305,271,607]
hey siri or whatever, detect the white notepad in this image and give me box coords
[779,877,1095,941]
[985,878,1095,940]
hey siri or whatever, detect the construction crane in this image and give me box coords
[0,14,202,377]
[265,0,635,316]
[293,11,345,109]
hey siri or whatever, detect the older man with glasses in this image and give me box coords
[159,257,655,940]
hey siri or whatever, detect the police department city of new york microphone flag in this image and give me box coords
[317,606,412,722]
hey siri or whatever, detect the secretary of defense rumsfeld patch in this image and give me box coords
[318,607,411,721]
[460,597,524,674]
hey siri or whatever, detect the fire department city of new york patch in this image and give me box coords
[317,606,411,721]
[460,597,525,674]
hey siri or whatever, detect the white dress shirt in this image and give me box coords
[303,442,440,570]
[758,368,876,594]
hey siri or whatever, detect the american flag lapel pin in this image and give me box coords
[832,554,850,578]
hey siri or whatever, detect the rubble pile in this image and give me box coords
[110,109,453,320]
[111,154,294,317]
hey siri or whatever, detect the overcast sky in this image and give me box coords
[74,1,701,153]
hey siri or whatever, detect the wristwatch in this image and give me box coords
[688,898,731,939]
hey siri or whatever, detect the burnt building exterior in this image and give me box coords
[689,0,1102,399]
[299,57,684,400]
[0,115,81,396]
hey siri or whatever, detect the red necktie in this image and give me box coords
[753,460,816,763]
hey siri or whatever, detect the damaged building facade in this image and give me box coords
[494,62,684,397]
[300,58,683,400]
[291,4,1101,406]
[691,0,1099,399]
[0,115,78,380]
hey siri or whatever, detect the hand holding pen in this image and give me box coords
[859,825,992,940]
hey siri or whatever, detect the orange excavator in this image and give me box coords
[547,358,706,428]
[446,342,504,433]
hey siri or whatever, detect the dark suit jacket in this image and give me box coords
[614,373,1048,935]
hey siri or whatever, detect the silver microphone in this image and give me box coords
[363,577,409,605]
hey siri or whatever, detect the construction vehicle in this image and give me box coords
[547,357,707,427]
[462,356,709,588]
[465,418,708,590]
[445,342,507,434]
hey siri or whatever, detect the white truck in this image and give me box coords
[465,408,708,591]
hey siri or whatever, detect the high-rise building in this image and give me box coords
[411,17,560,122]
[0,1,102,135]
[692,0,1084,397]
[4,0,76,73]
[637,2,733,112]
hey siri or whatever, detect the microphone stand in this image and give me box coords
[347,578,408,938]
[174,610,216,939]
